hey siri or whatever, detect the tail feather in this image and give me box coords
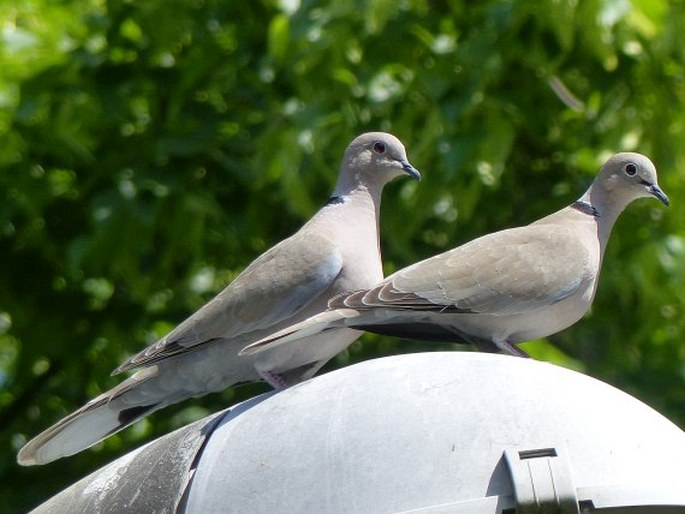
[115,404,158,429]
[18,367,162,466]
[239,308,359,356]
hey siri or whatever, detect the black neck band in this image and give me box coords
[571,200,600,218]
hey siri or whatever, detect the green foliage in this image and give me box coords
[1,0,684,510]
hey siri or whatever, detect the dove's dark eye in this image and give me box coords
[625,163,637,176]
[373,142,386,154]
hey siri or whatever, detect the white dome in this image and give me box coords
[32,352,685,513]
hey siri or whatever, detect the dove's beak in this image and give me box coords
[648,183,669,206]
[401,160,421,180]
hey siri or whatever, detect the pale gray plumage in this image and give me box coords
[18,132,420,466]
[243,152,668,358]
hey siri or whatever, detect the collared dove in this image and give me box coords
[243,152,668,359]
[18,132,420,466]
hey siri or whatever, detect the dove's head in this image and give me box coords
[595,152,669,209]
[336,132,420,194]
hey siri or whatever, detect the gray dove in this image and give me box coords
[242,152,668,358]
[18,132,420,465]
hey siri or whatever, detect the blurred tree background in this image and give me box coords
[1,0,684,510]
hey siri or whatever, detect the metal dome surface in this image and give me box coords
[184,352,685,513]
[30,352,685,513]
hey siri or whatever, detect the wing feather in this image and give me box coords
[339,224,593,316]
[115,234,343,373]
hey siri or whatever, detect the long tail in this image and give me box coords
[239,308,359,356]
[18,366,167,466]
